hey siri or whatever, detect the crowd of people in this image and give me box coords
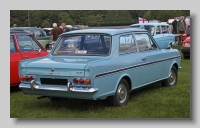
[171,16,190,44]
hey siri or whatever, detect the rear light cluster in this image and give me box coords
[73,78,91,85]
[20,75,34,81]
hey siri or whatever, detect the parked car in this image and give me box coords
[181,36,190,59]
[10,31,49,86]
[10,27,52,50]
[19,28,181,107]
[130,23,175,49]
[43,28,53,36]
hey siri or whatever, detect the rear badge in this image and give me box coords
[47,68,59,74]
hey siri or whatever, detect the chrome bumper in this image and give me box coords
[19,80,98,93]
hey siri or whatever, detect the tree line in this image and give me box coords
[10,10,190,27]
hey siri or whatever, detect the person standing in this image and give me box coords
[172,17,178,44]
[61,23,71,33]
[177,16,186,44]
[13,24,17,28]
[51,23,63,42]
[48,23,63,50]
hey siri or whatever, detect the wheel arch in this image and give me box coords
[115,74,132,92]
[168,61,178,77]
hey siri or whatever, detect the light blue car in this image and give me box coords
[19,28,181,107]
[130,23,175,49]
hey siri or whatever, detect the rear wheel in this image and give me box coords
[161,66,178,87]
[108,79,129,107]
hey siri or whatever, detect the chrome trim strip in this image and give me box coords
[94,55,181,78]
[19,80,98,93]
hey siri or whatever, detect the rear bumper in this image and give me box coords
[19,80,98,93]
[181,48,190,56]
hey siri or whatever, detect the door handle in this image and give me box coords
[24,56,29,59]
[142,57,146,60]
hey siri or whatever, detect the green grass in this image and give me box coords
[10,45,190,118]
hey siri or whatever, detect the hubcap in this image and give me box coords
[169,70,176,85]
[117,83,127,104]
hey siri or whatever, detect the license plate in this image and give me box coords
[185,43,190,47]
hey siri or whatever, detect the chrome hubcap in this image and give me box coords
[117,84,127,104]
[169,70,176,85]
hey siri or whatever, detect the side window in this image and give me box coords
[17,35,40,52]
[119,34,137,54]
[10,35,17,53]
[161,26,169,34]
[135,33,157,52]
[156,26,161,34]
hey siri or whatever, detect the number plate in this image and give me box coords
[184,43,190,47]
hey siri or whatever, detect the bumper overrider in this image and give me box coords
[19,80,98,93]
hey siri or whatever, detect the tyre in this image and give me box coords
[108,79,129,107]
[161,66,178,87]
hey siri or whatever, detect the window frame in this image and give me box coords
[161,25,169,34]
[17,35,41,52]
[51,34,112,56]
[10,35,17,53]
[156,26,161,34]
[118,33,137,55]
[133,32,159,53]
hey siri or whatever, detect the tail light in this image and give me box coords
[73,78,91,84]
[25,76,30,81]
[79,78,84,84]
[73,78,78,84]
[85,78,91,84]
[30,76,34,81]
[19,76,24,81]
[19,75,34,81]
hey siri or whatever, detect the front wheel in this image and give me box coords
[161,66,178,87]
[108,79,129,107]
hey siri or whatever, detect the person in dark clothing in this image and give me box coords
[172,17,178,43]
[51,23,63,42]
[61,23,71,33]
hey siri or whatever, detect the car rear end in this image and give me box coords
[181,37,190,59]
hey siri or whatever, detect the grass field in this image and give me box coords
[10,45,190,118]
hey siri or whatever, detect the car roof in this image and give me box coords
[130,23,169,26]
[61,28,147,36]
[10,27,42,30]
[10,31,31,35]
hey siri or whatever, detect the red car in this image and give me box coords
[10,31,49,86]
[181,36,190,59]
[181,31,189,42]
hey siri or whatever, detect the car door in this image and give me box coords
[10,35,23,86]
[118,33,144,87]
[134,32,165,84]
[17,34,48,60]
[161,25,175,45]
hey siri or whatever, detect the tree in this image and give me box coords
[42,20,50,28]
[104,10,134,26]
[11,18,21,27]
[87,14,104,26]
[58,12,74,25]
